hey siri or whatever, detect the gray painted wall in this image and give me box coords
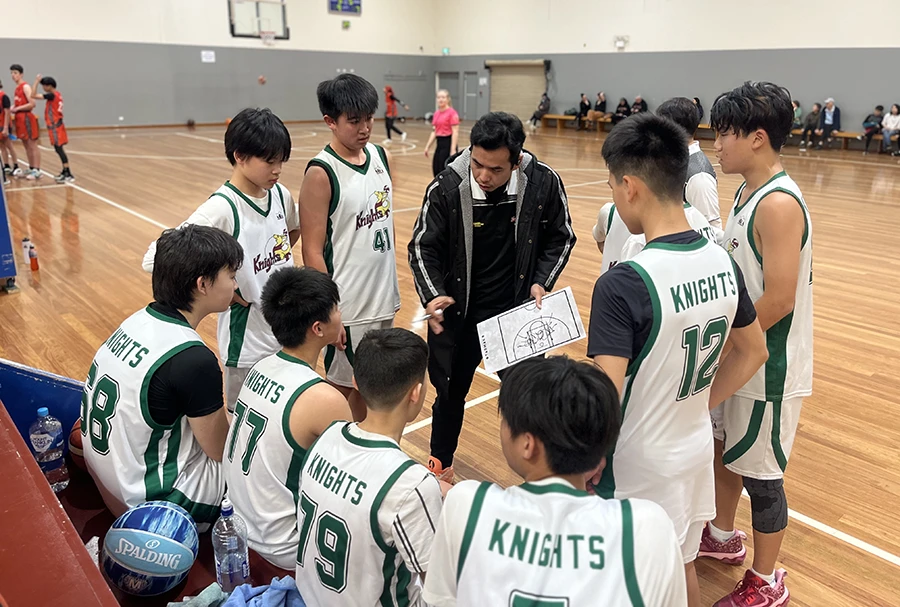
[2,39,896,140]
[0,39,437,127]
[436,48,900,139]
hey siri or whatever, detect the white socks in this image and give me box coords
[708,522,735,543]
[751,567,776,586]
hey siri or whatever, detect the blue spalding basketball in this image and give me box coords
[102,501,199,596]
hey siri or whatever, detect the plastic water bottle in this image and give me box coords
[212,498,250,592]
[29,407,69,492]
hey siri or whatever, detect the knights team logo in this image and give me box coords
[254,230,292,274]
[356,186,392,231]
[726,238,740,254]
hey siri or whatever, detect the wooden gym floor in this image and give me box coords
[1,121,898,606]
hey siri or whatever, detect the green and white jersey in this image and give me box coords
[422,478,687,607]
[295,422,442,607]
[223,351,323,570]
[82,307,223,523]
[725,172,813,401]
[309,144,400,326]
[599,202,719,275]
[596,238,739,546]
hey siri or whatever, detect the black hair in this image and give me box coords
[261,267,339,349]
[892,104,900,114]
[657,97,701,139]
[224,108,292,166]
[792,99,800,106]
[812,102,821,111]
[354,329,428,410]
[499,356,621,476]
[9,64,23,74]
[39,76,56,88]
[470,112,526,165]
[152,225,243,312]
[710,81,793,151]
[316,73,379,122]
[601,112,688,202]
[875,105,884,112]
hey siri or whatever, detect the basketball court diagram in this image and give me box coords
[478,287,586,373]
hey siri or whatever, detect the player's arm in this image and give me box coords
[1,97,9,134]
[422,482,479,607]
[16,84,35,112]
[162,345,230,461]
[684,173,722,230]
[751,192,806,331]
[298,164,332,275]
[390,471,443,582]
[530,168,576,298]
[592,202,613,254]
[30,76,44,100]
[281,186,301,247]
[288,382,352,449]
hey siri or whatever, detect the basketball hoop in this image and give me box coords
[260,30,276,46]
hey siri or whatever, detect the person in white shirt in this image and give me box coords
[424,356,688,607]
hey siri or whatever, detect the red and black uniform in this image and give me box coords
[13,82,39,141]
[383,86,405,140]
[43,91,68,146]
[0,91,10,141]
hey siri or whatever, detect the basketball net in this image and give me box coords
[261,30,276,46]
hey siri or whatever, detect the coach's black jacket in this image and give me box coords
[407,147,576,343]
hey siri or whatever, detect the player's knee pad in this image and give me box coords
[743,477,787,534]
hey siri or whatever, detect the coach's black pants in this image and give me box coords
[385,117,404,139]
[816,125,837,147]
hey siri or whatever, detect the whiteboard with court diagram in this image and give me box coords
[477,286,586,374]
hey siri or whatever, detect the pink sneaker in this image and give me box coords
[713,569,790,606]
[699,523,748,565]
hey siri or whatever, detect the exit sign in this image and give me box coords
[442,47,450,55]
[329,0,361,15]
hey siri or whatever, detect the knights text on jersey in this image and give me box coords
[724,171,813,401]
[308,144,401,326]
[82,307,224,522]
[423,479,687,607]
[224,351,323,570]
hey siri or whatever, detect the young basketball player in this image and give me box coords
[8,65,41,180]
[0,80,21,183]
[142,108,298,411]
[587,113,768,607]
[657,96,722,233]
[31,75,73,182]
[300,74,399,421]
[702,81,813,607]
[83,225,241,523]
[294,328,442,606]
[423,356,688,607]
[224,266,352,571]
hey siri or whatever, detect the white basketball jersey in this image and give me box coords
[223,351,323,570]
[725,172,813,401]
[600,203,719,275]
[595,238,739,544]
[214,182,296,368]
[309,144,400,326]
[423,478,687,607]
[295,422,440,607]
[82,307,224,523]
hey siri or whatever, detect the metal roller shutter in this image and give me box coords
[486,60,548,123]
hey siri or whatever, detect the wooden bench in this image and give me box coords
[540,113,612,133]
[789,129,899,150]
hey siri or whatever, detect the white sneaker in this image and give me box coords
[26,170,38,181]
[65,174,76,183]
[401,132,408,142]
[382,138,392,145]
[12,167,24,178]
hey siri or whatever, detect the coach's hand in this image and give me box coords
[334,325,347,351]
[426,296,455,335]
[530,284,546,309]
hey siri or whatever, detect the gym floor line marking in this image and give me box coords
[403,389,500,435]
[174,132,220,144]
[566,179,607,189]
[39,170,169,230]
[392,207,422,214]
[4,184,69,193]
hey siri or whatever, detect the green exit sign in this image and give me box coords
[442,47,450,55]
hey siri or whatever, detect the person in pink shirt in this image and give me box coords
[424,89,460,176]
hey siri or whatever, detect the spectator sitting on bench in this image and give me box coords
[693,97,704,121]
[799,103,820,150]
[814,97,841,149]
[587,91,608,125]
[528,92,551,132]
[576,93,591,130]
[792,100,803,129]
[631,94,648,114]
[856,105,884,155]
[612,98,630,125]
[879,104,900,156]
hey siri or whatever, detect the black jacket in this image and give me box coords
[818,106,841,131]
[408,148,576,338]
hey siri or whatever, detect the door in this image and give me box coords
[463,71,479,120]
[487,61,546,123]
[436,71,461,111]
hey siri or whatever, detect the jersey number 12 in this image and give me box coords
[677,316,728,400]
